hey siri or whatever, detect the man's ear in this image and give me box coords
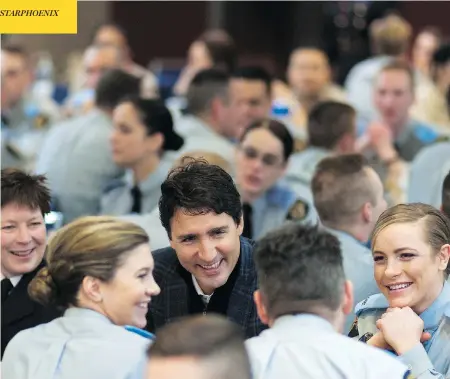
[254,290,270,326]
[342,280,354,316]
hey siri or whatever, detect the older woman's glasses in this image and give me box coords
[240,146,281,167]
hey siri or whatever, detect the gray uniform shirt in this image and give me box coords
[246,314,411,379]
[100,163,168,216]
[2,307,149,379]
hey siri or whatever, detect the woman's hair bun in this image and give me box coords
[28,267,58,306]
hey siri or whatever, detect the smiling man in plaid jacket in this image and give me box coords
[146,158,265,338]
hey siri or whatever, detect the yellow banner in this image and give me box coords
[0,0,77,34]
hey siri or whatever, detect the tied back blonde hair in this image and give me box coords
[371,203,450,276]
[29,216,149,308]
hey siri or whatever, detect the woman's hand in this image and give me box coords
[375,307,431,355]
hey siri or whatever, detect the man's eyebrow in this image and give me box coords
[176,233,197,242]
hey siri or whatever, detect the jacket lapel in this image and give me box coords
[2,269,37,327]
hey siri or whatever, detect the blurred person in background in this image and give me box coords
[101,98,183,216]
[63,44,125,117]
[173,69,237,166]
[412,42,450,130]
[272,47,346,131]
[246,223,412,379]
[1,169,60,359]
[354,203,450,379]
[443,171,450,219]
[412,27,442,79]
[408,140,450,209]
[2,216,160,378]
[173,29,237,97]
[92,22,159,99]
[345,14,412,121]
[285,101,357,203]
[147,315,251,379]
[235,119,311,240]
[36,69,140,224]
[1,45,60,171]
[227,66,273,138]
[311,154,385,332]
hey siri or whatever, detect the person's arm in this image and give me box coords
[399,344,446,379]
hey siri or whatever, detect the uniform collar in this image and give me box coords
[273,314,335,333]
[419,281,450,330]
[0,273,22,287]
[64,307,113,324]
[322,226,368,248]
[124,164,166,194]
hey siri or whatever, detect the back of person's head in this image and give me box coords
[92,22,129,48]
[308,101,356,150]
[1,169,51,215]
[95,69,140,109]
[29,216,149,308]
[312,154,386,229]
[253,223,347,322]
[239,118,294,162]
[147,314,251,379]
[230,66,272,96]
[443,171,450,218]
[197,29,237,73]
[159,158,242,238]
[185,68,229,116]
[174,151,232,175]
[432,42,450,83]
[370,14,412,56]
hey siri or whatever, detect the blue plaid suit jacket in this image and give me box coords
[146,236,266,339]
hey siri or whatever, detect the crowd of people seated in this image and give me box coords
[1,11,450,379]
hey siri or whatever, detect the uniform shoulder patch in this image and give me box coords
[286,199,309,221]
[403,369,414,379]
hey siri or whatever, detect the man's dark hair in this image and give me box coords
[230,66,272,95]
[1,169,51,215]
[308,101,356,150]
[254,223,344,319]
[148,314,251,379]
[433,42,450,67]
[95,69,140,109]
[1,44,29,65]
[159,158,242,238]
[198,29,237,73]
[240,119,294,162]
[312,154,378,228]
[186,69,229,116]
[443,170,450,218]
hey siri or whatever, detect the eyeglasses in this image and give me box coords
[240,146,282,167]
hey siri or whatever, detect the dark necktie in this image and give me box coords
[242,203,253,239]
[130,185,142,214]
[1,278,13,303]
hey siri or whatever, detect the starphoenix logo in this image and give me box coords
[0,9,60,17]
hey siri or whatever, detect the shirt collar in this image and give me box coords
[0,273,23,287]
[191,275,214,304]
[419,281,450,330]
[124,164,166,194]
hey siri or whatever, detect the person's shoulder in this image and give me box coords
[266,183,297,208]
[355,293,388,317]
[152,246,178,266]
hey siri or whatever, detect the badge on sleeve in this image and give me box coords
[403,369,414,379]
[286,199,308,221]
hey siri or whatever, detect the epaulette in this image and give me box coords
[355,293,389,316]
[125,325,155,340]
[413,124,439,144]
[286,198,309,221]
[266,184,297,209]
